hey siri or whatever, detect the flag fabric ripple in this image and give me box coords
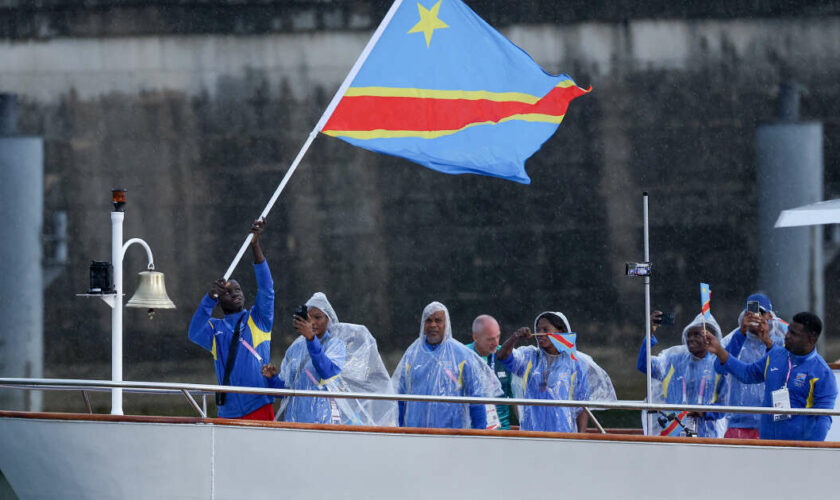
[320,0,590,184]
[700,283,712,321]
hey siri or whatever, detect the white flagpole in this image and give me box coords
[222,0,406,280]
[643,192,653,430]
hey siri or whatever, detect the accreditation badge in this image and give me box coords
[485,404,501,430]
[771,387,791,421]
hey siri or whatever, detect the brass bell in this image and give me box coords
[126,270,176,318]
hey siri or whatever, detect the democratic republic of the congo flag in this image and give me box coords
[700,283,712,321]
[660,410,689,437]
[547,332,577,360]
[320,0,589,184]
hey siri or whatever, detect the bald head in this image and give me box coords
[472,315,501,357]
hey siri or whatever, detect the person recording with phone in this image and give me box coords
[187,219,276,420]
[637,310,726,437]
[708,312,837,441]
[717,294,786,439]
[261,292,396,425]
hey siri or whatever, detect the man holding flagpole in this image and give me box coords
[188,219,276,420]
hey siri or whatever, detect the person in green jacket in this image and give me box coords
[466,314,516,429]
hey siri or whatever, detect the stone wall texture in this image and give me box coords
[2,1,840,403]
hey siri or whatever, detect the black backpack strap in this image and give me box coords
[216,313,246,407]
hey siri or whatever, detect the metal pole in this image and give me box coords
[111,211,124,415]
[643,193,653,431]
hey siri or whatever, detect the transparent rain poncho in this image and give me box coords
[719,310,787,431]
[276,292,397,426]
[392,302,502,429]
[508,311,616,432]
[641,312,726,438]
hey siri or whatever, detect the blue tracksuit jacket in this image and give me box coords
[188,260,274,418]
[716,335,838,441]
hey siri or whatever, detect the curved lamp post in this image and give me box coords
[82,189,175,415]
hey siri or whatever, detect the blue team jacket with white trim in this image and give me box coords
[716,335,837,441]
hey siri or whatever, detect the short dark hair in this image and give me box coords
[792,312,822,337]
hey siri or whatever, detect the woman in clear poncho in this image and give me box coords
[263,292,397,426]
[391,301,502,429]
[637,312,727,437]
[499,311,615,432]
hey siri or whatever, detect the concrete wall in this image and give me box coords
[2,13,840,401]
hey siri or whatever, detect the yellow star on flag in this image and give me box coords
[408,0,449,48]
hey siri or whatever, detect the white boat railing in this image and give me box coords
[2,377,839,422]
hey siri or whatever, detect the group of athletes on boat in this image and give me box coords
[188,220,838,441]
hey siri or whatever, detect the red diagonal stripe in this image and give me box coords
[323,85,587,132]
[660,410,688,436]
[548,333,574,349]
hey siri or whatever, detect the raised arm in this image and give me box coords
[294,315,344,381]
[498,327,531,361]
[305,334,345,381]
[706,332,767,384]
[251,218,265,264]
[498,327,533,377]
[188,280,226,351]
[637,311,664,378]
[250,219,274,331]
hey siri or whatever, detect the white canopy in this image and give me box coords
[774,199,840,228]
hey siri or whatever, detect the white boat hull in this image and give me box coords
[1,413,839,499]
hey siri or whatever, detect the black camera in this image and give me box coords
[294,304,308,320]
[653,312,676,326]
[747,300,760,314]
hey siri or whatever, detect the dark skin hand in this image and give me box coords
[261,363,278,378]
[498,325,587,432]
[705,331,728,363]
[293,315,316,341]
[650,310,663,335]
[497,327,532,361]
[739,311,773,348]
[250,218,266,264]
